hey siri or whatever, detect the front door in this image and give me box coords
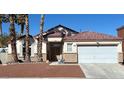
[47,42,62,62]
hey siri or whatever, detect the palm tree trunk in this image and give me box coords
[20,23,24,36]
[0,17,2,36]
[37,15,45,62]
[25,15,31,62]
[9,15,18,62]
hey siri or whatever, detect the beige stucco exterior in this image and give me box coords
[31,39,47,55]
[63,41,122,53]
[8,39,123,63]
[8,40,23,56]
[8,38,47,62]
[8,44,12,54]
[48,37,62,42]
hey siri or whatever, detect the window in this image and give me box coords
[67,43,73,52]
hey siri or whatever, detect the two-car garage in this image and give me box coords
[78,45,118,63]
[64,31,123,64]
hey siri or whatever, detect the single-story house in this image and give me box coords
[8,25,124,63]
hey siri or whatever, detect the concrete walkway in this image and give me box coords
[80,63,124,79]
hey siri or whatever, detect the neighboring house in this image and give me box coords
[8,25,123,63]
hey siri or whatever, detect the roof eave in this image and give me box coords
[64,39,123,42]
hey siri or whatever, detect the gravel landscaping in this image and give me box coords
[0,63,85,78]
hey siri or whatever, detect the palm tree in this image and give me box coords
[25,14,31,62]
[9,14,18,62]
[37,14,45,62]
[16,14,25,36]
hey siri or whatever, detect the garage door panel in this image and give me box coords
[78,46,118,63]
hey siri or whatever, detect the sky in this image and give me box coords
[2,14,124,36]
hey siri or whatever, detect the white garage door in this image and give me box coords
[78,46,118,63]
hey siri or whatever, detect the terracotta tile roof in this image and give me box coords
[47,31,64,37]
[48,32,62,37]
[64,31,122,41]
[34,28,64,38]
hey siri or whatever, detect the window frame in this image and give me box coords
[67,43,73,52]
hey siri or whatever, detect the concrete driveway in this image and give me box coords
[80,63,124,79]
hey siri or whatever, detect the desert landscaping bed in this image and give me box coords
[0,63,85,78]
